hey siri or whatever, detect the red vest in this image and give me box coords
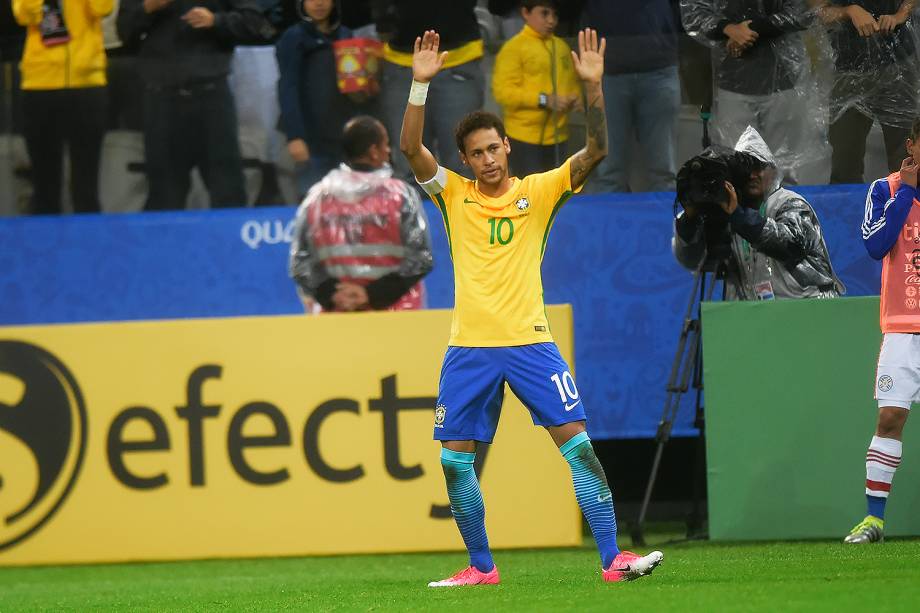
[306,179,425,312]
[880,172,920,332]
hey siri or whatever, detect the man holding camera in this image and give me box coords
[672,126,843,299]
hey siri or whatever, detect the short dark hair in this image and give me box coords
[342,115,385,161]
[454,111,507,154]
[521,0,558,10]
[911,117,920,142]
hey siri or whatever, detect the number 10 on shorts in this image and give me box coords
[550,371,580,410]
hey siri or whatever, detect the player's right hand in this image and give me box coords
[901,156,919,188]
[412,30,448,84]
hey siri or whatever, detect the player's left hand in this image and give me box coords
[182,7,215,29]
[571,28,606,84]
[720,180,739,215]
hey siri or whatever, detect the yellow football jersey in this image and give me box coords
[429,159,580,346]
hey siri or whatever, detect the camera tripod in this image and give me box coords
[630,255,724,547]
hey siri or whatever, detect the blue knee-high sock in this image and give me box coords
[561,432,620,569]
[867,495,887,520]
[441,448,494,573]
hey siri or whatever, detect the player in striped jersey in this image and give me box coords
[400,28,663,585]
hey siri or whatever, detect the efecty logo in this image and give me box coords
[0,341,87,551]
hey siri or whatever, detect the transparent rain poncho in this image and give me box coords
[680,0,828,183]
[289,163,434,312]
[672,126,845,299]
[814,0,920,130]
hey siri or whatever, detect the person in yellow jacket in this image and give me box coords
[492,0,581,178]
[13,0,111,214]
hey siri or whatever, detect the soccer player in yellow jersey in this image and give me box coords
[401,29,663,586]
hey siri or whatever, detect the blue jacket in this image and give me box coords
[863,175,920,260]
[276,19,356,156]
[583,0,678,75]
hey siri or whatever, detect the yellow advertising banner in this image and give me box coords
[0,307,581,565]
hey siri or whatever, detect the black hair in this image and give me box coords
[910,117,920,142]
[521,0,558,10]
[454,111,507,154]
[342,115,386,161]
[297,0,340,28]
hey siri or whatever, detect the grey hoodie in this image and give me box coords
[672,126,845,300]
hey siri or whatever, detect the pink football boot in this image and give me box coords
[602,550,664,582]
[427,565,500,587]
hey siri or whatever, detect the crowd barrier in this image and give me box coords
[0,307,580,565]
[0,185,881,439]
[703,297,920,540]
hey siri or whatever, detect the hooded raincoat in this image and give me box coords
[672,126,845,300]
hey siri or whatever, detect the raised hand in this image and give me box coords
[571,28,606,84]
[412,30,448,83]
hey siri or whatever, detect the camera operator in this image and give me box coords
[672,126,844,300]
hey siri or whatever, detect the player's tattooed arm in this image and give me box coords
[569,29,608,190]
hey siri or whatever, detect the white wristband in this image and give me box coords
[408,80,429,106]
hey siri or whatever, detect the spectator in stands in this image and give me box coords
[816,1,919,183]
[492,0,580,177]
[117,0,274,210]
[13,0,110,214]
[672,126,844,299]
[290,115,433,312]
[277,0,360,198]
[374,0,484,181]
[681,0,815,185]
[584,0,680,193]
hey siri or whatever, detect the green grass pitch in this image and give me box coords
[1,538,918,611]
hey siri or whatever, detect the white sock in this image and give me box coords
[865,435,902,498]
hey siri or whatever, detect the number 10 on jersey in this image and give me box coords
[488,217,514,245]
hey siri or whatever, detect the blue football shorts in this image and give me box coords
[433,342,588,443]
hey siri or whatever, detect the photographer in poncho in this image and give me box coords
[672,126,845,300]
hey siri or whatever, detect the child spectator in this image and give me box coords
[491,0,580,177]
[277,0,359,198]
